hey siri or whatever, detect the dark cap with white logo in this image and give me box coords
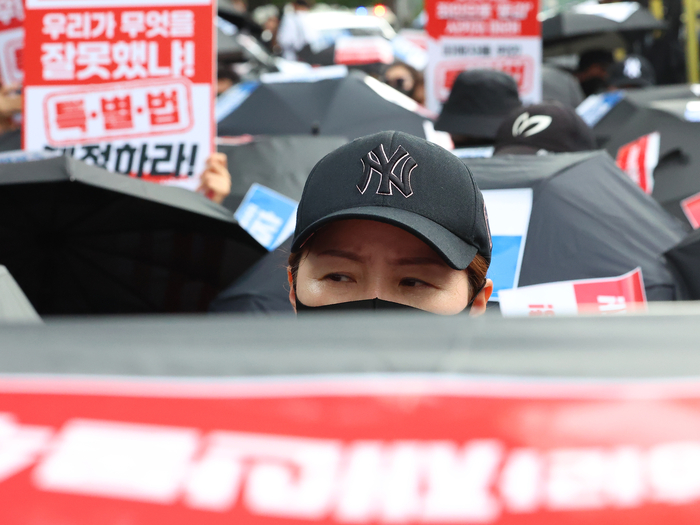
[291,131,492,269]
[493,101,596,155]
[608,55,656,88]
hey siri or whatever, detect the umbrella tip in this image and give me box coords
[311,122,320,136]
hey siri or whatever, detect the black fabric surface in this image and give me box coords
[217,74,430,140]
[0,156,266,315]
[467,151,687,300]
[218,135,347,212]
[665,229,700,300]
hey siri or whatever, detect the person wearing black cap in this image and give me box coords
[607,55,656,90]
[287,131,493,315]
[434,69,521,148]
[493,101,597,155]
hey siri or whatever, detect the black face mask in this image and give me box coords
[580,77,609,97]
[295,283,486,315]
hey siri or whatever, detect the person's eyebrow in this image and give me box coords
[317,249,365,263]
[394,256,446,267]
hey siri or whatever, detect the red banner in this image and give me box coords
[616,132,660,195]
[3,375,700,524]
[425,0,539,39]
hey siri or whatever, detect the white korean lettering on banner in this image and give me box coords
[0,411,700,520]
[24,0,213,190]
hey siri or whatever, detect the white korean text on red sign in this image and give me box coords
[23,0,215,189]
[424,0,541,112]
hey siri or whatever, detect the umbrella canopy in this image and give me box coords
[589,85,700,225]
[467,151,686,300]
[217,135,348,212]
[665,229,700,299]
[542,1,666,45]
[0,156,266,315]
[216,71,434,140]
[0,266,41,323]
[210,238,293,313]
[591,84,700,144]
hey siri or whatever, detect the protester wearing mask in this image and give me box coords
[434,69,521,148]
[575,49,614,97]
[493,101,597,155]
[287,131,493,315]
[382,62,425,105]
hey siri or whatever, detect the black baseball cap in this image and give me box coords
[494,101,596,155]
[434,69,522,139]
[608,55,656,88]
[291,131,492,269]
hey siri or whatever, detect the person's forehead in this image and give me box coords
[310,219,442,258]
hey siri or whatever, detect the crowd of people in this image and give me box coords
[0,0,695,317]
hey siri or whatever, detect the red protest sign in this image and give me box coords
[423,0,541,112]
[500,268,647,317]
[425,0,539,39]
[681,191,700,229]
[3,375,700,524]
[22,0,215,189]
[0,0,24,85]
[616,132,660,195]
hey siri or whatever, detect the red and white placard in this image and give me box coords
[22,0,214,189]
[499,267,647,317]
[0,0,24,85]
[333,36,394,66]
[681,191,700,229]
[4,373,700,524]
[423,0,541,113]
[616,132,660,195]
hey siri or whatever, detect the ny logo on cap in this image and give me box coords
[357,144,417,198]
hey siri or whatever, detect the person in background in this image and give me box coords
[0,84,21,136]
[277,0,311,60]
[382,62,426,106]
[217,61,241,96]
[252,5,281,53]
[287,131,493,315]
[607,55,656,90]
[493,101,596,156]
[574,49,614,97]
[434,69,521,148]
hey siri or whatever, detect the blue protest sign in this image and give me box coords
[576,91,625,127]
[234,183,298,251]
[481,189,533,300]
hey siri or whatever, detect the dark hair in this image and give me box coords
[288,250,489,303]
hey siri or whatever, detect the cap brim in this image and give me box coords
[609,78,652,88]
[434,112,506,138]
[493,143,541,155]
[291,206,479,270]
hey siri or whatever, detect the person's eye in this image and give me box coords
[324,273,353,283]
[400,278,432,288]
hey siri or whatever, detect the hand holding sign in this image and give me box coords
[197,152,231,205]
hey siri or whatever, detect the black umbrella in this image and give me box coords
[665,229,700,299]
[467,151,687,300]
[592,84,700,144]
[542,2,666,45]
[210,238,293,313]
[0,156,266,315]
[590,85,700,225]
[217,72,434,140]
[217,135,348,212]
[0,129,21,153]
